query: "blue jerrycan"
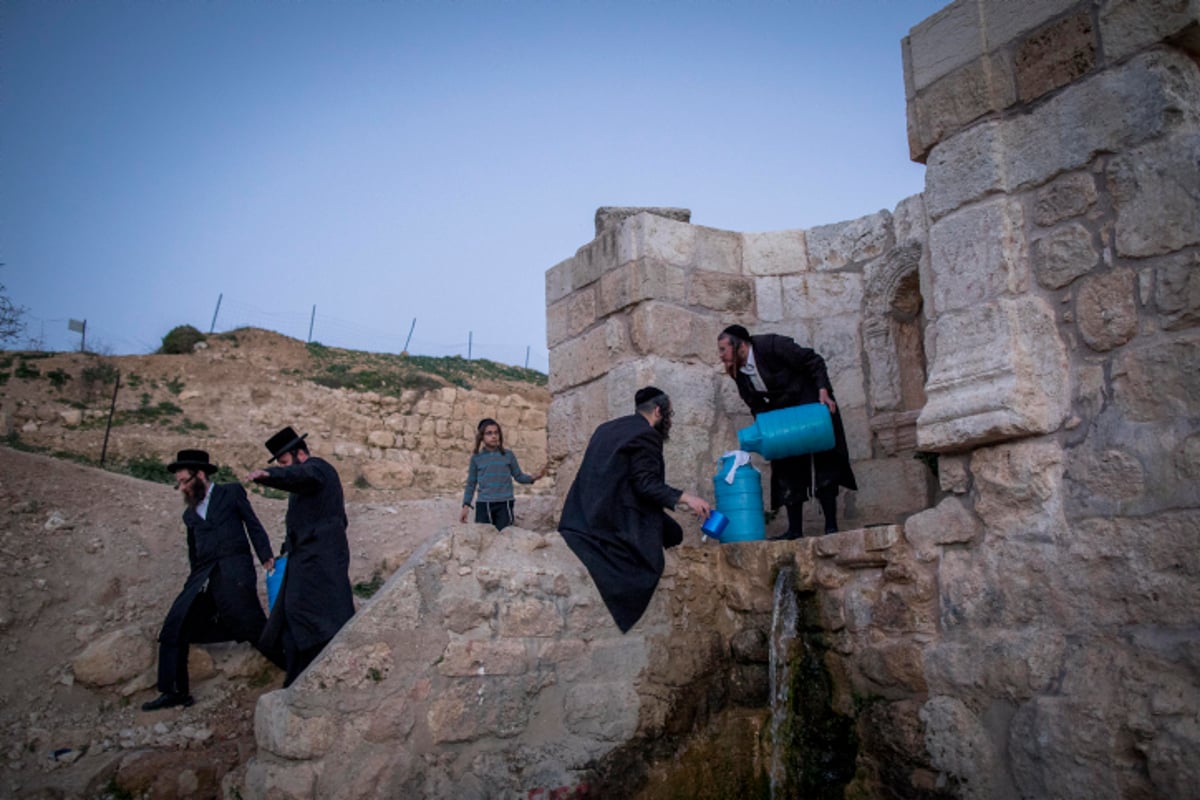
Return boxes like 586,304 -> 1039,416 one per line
712,453 -> 765,542
737,403 -> 835,461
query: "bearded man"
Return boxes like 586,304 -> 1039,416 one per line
717,325 -> 858,538
142,450 -> 279,711
249,426 -> 355,687
559,386 -> 711,633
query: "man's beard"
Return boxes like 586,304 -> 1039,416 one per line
724,347 -> 746,379
654,415 -> 672,441
180,475 -> 206,508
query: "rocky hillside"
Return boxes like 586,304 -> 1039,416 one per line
0,331 -> 556,799
0,328 -> 552,500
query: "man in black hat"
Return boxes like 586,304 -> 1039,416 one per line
717,325 -> 858,538
559,387 -> 711,633
143,449 -> 280,711
248,427 -> 355,687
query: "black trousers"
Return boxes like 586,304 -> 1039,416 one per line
474,500 -> 514,531
157,591 -> 282,694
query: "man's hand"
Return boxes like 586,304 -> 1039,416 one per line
247,469 -> 269,482
678,492 -> 712,520
460,506 -> 470,523
818,388 -> 837,415
264,557 -> 275,573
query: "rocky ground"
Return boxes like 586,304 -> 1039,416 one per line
0,331 -> 555,799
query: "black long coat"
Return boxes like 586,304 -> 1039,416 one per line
158,483 -> 274,646
732,333 -> 858,507
256,456 -> 355,652
559,414 -> 684,633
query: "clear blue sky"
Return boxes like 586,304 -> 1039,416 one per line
2,0 -> 946,372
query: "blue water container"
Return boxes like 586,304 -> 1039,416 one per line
713,455 -> 765,542
266,554 -> 288,612
737,403 -> 835,461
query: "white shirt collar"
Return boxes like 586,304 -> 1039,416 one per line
195,481 -> 215,520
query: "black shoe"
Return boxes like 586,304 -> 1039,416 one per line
770,530 -> 803,541
824,525 -> 838,534
141,692 -> 194,711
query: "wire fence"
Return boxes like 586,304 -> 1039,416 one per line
14,297 -> 550,374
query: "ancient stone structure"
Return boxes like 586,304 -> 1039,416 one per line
247,1 -> 1198,797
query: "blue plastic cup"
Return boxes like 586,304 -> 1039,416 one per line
701,509 -> 730,539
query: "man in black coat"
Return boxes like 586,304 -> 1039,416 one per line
559,387 -> 711,633
249,427 -> 355,687
142,449 -> 279,711
718,325 -> 858,538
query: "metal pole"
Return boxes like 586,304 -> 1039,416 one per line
525,346 -> 530,369
403,318 -> 416,353
308,305 -> 316,343
80,320 -> 86,353
468,331 -> 472,359
209,293 -> 223,333
100,370 -> 120,466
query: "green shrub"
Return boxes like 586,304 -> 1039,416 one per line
159,325 -> 206,354
14,360 -> 39,379
47,368 -> 72,389
165,376 -> 185,394
122,454 -> 174,484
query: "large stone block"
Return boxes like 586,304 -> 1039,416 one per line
629,302 -> 724,361
546,288 -> 597,349
1111,332 -> 1200,422
597,259 -> 687,317
918,297 -> 1069,451
1108,132 -> 1200,258
925,50 -> 1200,219
780,273 -> 864,319
919,695 -> 1001,800
903,495 -> 982,562
686,270 -> 754,313
1031,221 -> 1100,289
547,317 -> 629,394
743,229 -> 807,276
1076,268 -> 1138,351
255,691 -> 334,760
1015,11 -> 1097,104
926,197 -> 1028,315
971,439 -> 1067,542
905,49 -> 1016,161
805,211 -> 894,271
1099,0 -> 1200,62
848,457 -> 935,527
755,275 -> 784,321
1156,250 -> 1200,331
1033,171 -> 1098,226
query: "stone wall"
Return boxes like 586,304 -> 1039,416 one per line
243,526 -> 943,798
546,199 -> 937,535
244,0 -> 1200,797
899,0 -> 1200,796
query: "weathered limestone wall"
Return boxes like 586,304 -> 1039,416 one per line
245,1 -> 1199,798
900,0 -> 1200,796
243,526 -> 942,798
546,201 -> 937,534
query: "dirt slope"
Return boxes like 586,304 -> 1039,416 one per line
0,332 -> 556,799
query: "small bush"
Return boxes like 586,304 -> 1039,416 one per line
159,325 -> 206,354
47,368 -> 72,389
14,360 -> 39,379
165,376 -> 185,395
123,454 -> 173,484
352,571 -> 385,599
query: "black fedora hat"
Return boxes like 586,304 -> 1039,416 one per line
167,449 -> 218,474
265,426 -> 309,462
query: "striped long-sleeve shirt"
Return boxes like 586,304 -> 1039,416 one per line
462,449 -> 534,506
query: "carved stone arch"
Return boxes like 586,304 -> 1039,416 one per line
863,241 -> 927,456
